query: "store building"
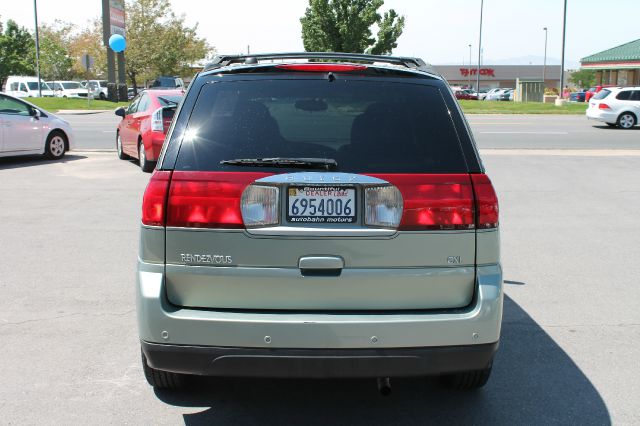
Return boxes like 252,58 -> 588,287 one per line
433,65 -> 562,90
580,39 -> 640,86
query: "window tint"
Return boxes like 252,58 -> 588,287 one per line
175,80 -> 468,173
137,94 -> 150,112
19,83 -> 28,92
62,82 -> 81,89
10,82 -> 18,91
616,90 -> 632,100
0,95 -> 31,116
593,89 -> 611,100
630,91 -> 640,101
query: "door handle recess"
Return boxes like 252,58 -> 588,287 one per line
298,256 -> 344,277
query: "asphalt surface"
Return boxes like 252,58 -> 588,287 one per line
1,118 -> 640,424
63,111 -> 640,151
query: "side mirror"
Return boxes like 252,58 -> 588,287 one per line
115,107 -> 126,118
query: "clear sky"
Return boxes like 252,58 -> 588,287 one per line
2,0 -> 639,67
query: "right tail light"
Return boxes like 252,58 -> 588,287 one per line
471,174 -> 499,229
151,107 -> 164,132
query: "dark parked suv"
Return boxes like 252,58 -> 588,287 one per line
138,53 -> 502,393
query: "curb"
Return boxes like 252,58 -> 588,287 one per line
71,149 -> 116,154
56,110 -> 113,115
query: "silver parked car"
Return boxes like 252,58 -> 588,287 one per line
0,93 -> 74,159
137,52 -> 502,393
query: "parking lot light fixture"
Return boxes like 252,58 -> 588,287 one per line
469,44 -> 472,89
476,0 -> 484,92
543,27 -> 548,87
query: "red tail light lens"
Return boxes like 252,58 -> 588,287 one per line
599,103 -> 610,110
369,174 -> 475,230
275,64 -> 367,72
166,172 -> 272,228
141,171 -> 171,226
471,174 -> 499,229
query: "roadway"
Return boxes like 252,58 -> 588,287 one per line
64,111 -> 640,151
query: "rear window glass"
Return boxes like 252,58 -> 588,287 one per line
593,89 -> 611,100
157,95 -> 182,106
174,79 -> 467,173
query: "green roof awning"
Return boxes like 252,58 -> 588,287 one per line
581,39 -> 640,64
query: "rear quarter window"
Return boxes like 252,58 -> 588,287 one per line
174,79 -> 469,173
616,91 -> 632,100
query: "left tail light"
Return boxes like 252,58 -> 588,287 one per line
151,107 -> 164,132
165,172 -> 272,228
141,171 -> 171,226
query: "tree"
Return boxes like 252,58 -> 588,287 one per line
124,0 -> 212,90
39,21 -> 75,81
569,69 -> 596,89
0,19 -> 36,89
67,18 -> 107,79
300,0 -> 405,55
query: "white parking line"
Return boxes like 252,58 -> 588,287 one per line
480,131 -> 569,135
480,149 -> 640,156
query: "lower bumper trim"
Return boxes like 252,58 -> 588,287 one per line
141,341 -> 498,378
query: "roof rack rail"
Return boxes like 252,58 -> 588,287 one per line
203,52 -> 434,73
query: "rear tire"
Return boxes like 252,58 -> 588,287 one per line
617,113 -> 636,129
440,364 -> 493,390
116,133 -> 128,160
139,142 -> 155,173
141,350 -> 185,390
44,131 -> 67,160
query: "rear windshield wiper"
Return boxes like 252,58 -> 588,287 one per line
220,157 -> 338,170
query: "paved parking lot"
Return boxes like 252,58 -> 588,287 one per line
1,116 -> 639,424
65,111 -> 640,151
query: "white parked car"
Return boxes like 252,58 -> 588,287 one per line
485,88 -> 510,101
0,93 -> 74,159
80,80 -> 108,100
47,81 -> 86,98
3,76 -> 54,98
586,86 -> 640,129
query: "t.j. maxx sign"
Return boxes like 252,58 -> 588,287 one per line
460,68 -> 496,77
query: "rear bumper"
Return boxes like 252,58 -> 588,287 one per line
142,340 -> 498,378
586,108 -> 617,123
137,261 -> 503,351
143,131 -> 166,161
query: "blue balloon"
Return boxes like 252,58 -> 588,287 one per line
109,34 -> 126,52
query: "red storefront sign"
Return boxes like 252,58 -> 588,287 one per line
460,68 -> 495,77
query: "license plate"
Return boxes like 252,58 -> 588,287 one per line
287,186 -> 356,224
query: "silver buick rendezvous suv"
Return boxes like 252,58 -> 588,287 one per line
137,53 -> 502,392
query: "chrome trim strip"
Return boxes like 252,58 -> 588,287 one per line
244,226 -> 397,237
255,172 -> 389,185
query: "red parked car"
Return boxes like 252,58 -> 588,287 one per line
115,89 -> 183,172
454,89 -> 479,100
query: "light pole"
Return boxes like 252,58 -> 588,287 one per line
33,0 -> 41,97
476,0 -> 484,92
543,27 -> 548,88
559,0 -> 567,99
468,44 -> 472,89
